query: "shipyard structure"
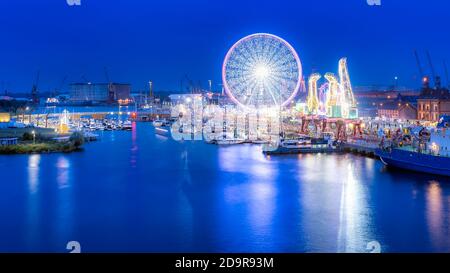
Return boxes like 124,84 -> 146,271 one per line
69,83 -> 131,105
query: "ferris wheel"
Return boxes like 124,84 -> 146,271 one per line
222,33 -> 302,110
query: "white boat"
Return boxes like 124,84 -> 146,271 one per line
153,120 -> 164,127
153,119 -> 170,128
280,137 -> 312,148
252,140 -> 270,144
122,120 -> 133,130
216,139 -> 245,145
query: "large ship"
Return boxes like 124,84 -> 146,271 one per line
375,116 -> 450,176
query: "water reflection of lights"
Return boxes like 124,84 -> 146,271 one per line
223,180 -> 276,240
26,154 -> 41,247
130,122 -> 138,168
219,145 -> 275,178
248,182 -> 276,236
426,181 -> 444,250
56,156 -> 70,189
220,145 -> 277,240
27,155 -> 41,194
337,163 -> 372,253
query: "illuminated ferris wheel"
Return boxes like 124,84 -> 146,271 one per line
222,33 -> 302,109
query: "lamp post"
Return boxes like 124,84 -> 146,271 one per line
32,130 -> 36,144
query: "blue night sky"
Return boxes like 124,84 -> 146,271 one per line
0,0 -> 449,93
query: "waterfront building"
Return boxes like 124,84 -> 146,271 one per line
0,112 -> 10,123
417,77 -> 450,121
377,94 -> 417,120
0,137 -> 18,146
377,101 -> 417,120
354,88 -> 419,118
70,83 -> 131,103
168,94 -> 203,105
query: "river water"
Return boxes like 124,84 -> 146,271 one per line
1,123 -> 449,253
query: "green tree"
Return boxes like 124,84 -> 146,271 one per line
69,132 -> 84,148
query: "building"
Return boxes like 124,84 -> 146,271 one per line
377,101 -> 417,120
168,94 -> 203,105
354,87 -> 419,118
0,138 -> 18,146
0,112 -> 11,123
417,77 -> 450,122
70,83 -> 131,103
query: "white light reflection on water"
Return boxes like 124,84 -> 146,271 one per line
337,161 -> 372,253
218,144 -> 272,177
296,154 -> 374,252
26,154 -> 41,249
220,144 -> 277,246
27,154 -> 41,194
247,182 -> 276,237
425,181 -> 446,250
130,122 -> 138,168
56,155 -> 74,246
56,156 -> 70,189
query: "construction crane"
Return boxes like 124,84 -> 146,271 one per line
414,50 -> 425,79
148,81 -> 153,100
426,51 -> 438,87
184,74 -> 195,94
444,60 -> 449,89
104,66 -> 114,101
81,74 -> 89,83
31,70 -> 40,104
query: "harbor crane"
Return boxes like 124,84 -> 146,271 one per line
31,70 -> 40,104
414,50 -> 425,79
426,51 -> 441,88
81,74 -> 89,83
444,60 -> 449,89
104,66 -> 114,101
184,74 -> 195,94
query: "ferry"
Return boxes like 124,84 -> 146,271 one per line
375,116 -> 450,176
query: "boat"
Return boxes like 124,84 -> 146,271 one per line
252,139 -> 270,144
153,119 -> 170,127
155,126 -> 170,137
263,136 -> 339,155
375,115 -> 450,176
122,120 -> 133,131
215,139 -> 245,145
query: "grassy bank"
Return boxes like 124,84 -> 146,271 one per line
0,127 -> 60,139
0,130 -> 84,155
0,142 -> 82,154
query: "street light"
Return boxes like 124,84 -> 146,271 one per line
31,130 -> 36,144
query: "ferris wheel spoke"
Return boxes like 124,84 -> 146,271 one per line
223,33 -> 302,109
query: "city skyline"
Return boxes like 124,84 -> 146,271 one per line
0,0 -> 449,93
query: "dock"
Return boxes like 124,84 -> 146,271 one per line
343,139 -> 379,157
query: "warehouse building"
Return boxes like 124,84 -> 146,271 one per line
70,83 -> 131,103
